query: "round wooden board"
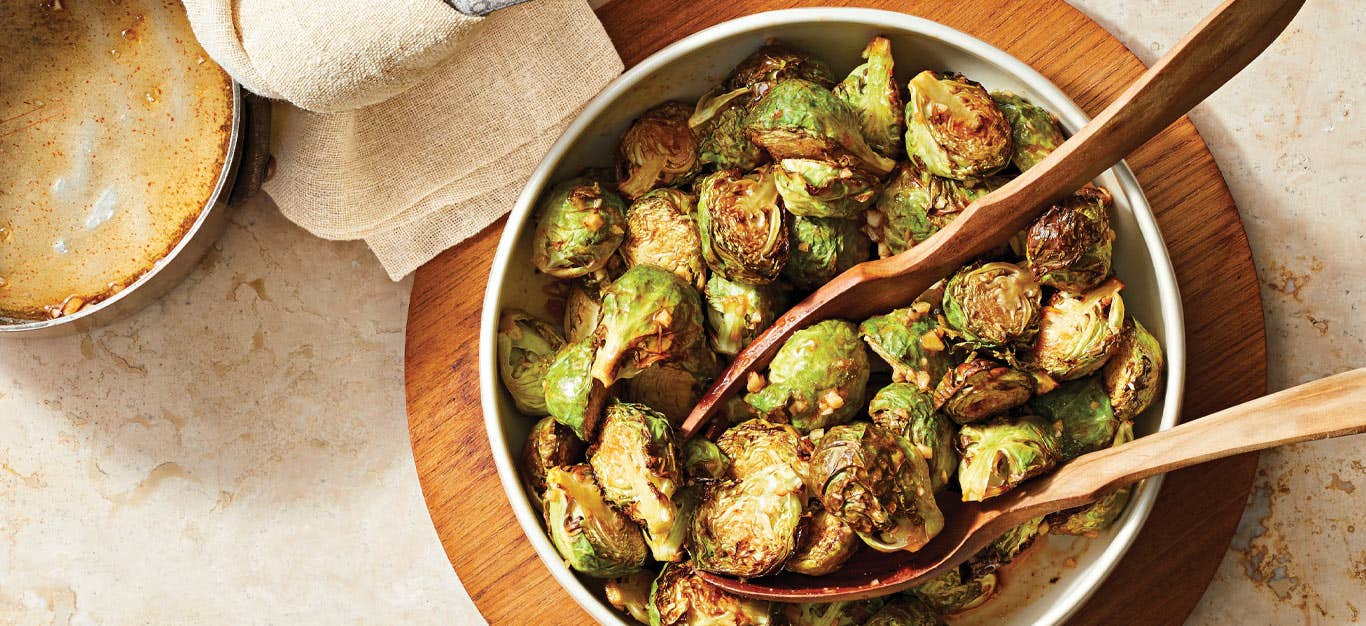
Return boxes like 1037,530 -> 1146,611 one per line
405,0 -> 1268,623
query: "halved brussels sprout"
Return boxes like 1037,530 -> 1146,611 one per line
625,361 -> 709,427
1025,185 -> 1115,293
783,215 -> 871,291
617,102 -> 700,201
726,43 -> 836,99
786,506 -> 859,576
1103,318 -> 1165,421
564,280 -> 604,344
808,422 -> 944,552
1047,422 -> 1134,535
522,416 -> 585,497
649,561 -> 773,626
590,402 -> 684,561
903,71 -> 1013,181
531,177 -> 628,278
703,273 -> 783,356
991,91 -> 1066,171
497,310 -> 566,414
869,383 -> 957,490
715,419 -> 808,482
773,159 -> 880,219
834,36 -> 904,158
1031,377 -> 1120,461
606,570 -> 655,625
970,517 -> 1045,577
913,565 -> 998,614
957,414 -> 1060,501
691,87 -> 769,171
592,265 -> 705,385
681,438 -> 729,483
865,160 -> 999,258
933,358 -> 1035,424
696,168 -> 790,284
621,188 -> 706,290
544,339 -> 610,440
1031,278 -> 1125,381
745,79 -> 897,176
542,464 -> 647,577
745,319 -> 871,432
866,596 -> 944,626
859,303 -> 954,391
943,261 -> 1043,349
780,599 -> 886,626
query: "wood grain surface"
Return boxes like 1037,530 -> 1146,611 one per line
405,1 -> 1268,623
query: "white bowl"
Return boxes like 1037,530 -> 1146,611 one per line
480,8 -> 1185,625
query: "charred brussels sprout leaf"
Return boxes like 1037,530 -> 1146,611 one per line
543,464 -> 647,577
774,158 -> 880,219
970,517 -> 1045,577
544,339 -> 610,440
745,320 -> 871,432
866,596 -> 944,626
745,79 -> 897,176
783,215 -> 871,291
696,168 -> 790,284
726,43 -> 836,100
590,402 -> 684,561
703,273 -> 783,356
1103,318 -> 1165,421
1031,278 -> 1126,381
866,160 -> 999,258
617,102 -> 700,201
859,304 -> 954,391
497,310 -> 566,414
869,383 -> 957,490
681,438 -> 729,483
622,188 -> 707,290
834,36 -> 905,159
991,91 -> 1066,171
691,87 -> 769,171
522,416 -> 585,498
606,570 -> 655,625
943,261 -> 1043,349
1025,186 -> 1116,293
957,414 -> 1060,501
1047,422 -> 1134,535
532,177 -> 628,278
592,265 -> 706,385
808,422 -> 944,552
649,561 -> 773,626
1031,377 -> 1120,461
904,71 -> 1013,181
933,358 -> 1035,424
786,507 -> 859,576
913,565 -> 998,614
780,599 -> 887,626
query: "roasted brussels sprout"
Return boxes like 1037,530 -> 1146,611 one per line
715,419 -> 808,483
903,71 -> 1013,181
971,517 -> 1045,577
592,265 -> 706,385
933,358 -> 1035,424
913,565 -> 998,614
532,177 -> 628,278
834,36 -> 904,159
745,79 -> 897,176
773,159 -> 880,219
564,280 -> 605,344
621,188 -> 707,290
745,320 -> 871,432
543,464 -> 647,577
866,596 -> 944,626
786,507 -> 859,576
868,383 -> 957,490
691,87 -> 769,171
780,599 -> 886,626
1047,421 -> 1133,535
522,416 -> 586,497
783,215 -> 871,291
626,361 -> 708,427
1031,377 -> 1121,461
545,339 -> 610,439
1103,318 -> 1165,421
991,91 -> 1066,171
865,159 -> 999,258
1031,278 -> 1125,381
1024,185 -> 1115,293
591,402 -> 684,561
617,102 -> 700,201
606,570 -> 655,625
497,310 -> 566,414
726,43 -> 836,99
696,168 -> 790,284
943,261 -> 1042,350
703,273 -> 783,356
681,438 -> 729,482
859,303 -> 953,391
649,561 -> 773,626
957,414 -> 1060,501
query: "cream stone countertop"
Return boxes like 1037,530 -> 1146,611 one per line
1,1 -> 1360,624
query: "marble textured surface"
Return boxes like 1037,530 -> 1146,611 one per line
1,1 -> 1359,624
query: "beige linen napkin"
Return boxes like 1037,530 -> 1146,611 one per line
182,0 -> 623,279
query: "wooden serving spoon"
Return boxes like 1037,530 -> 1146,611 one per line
699,367 -> 1366,601
678,0 -> 1307,440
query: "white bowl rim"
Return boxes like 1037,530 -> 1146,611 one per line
478,8 -> 1186,625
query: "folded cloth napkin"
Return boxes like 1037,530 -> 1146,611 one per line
181,0 -> 623,279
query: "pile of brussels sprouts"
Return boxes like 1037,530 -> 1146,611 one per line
499,37 -> 1166,625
